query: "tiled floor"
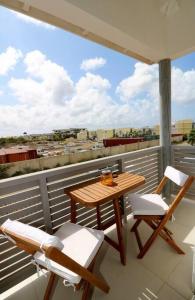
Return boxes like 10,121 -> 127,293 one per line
1,199 -> 195,300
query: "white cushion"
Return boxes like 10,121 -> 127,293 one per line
1,219 -> 63,250
34,222 -> 104,284
164,166 -> 189,186
129,193 -> 169,215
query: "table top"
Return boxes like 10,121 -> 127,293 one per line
65,172 -> 145,207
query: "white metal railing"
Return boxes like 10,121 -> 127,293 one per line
0,146 -> 162,292
172,145 -> 195,198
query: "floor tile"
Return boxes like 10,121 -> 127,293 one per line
157,284 -> 186,300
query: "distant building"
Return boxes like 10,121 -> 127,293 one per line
153,125 -> 160,135
153,123 -> 180,136
53,128 -> 86,139
77,130 -> 88,141
175,119 -> 193,135
88,130 -> 97,140
0,146 -> 37,164
96,129 -> 114,141
114,128 -> 132,137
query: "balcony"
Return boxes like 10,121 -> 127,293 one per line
1,145 -> 195,300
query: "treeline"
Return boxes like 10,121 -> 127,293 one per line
0,136 -> 28,146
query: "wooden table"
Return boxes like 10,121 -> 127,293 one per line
65,172 -> 145,265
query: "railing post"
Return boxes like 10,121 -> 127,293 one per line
39,176 -> 53,234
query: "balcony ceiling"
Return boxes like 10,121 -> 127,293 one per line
1,0 -> 195,64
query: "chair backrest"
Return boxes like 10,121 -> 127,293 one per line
164,166 -> 193,212
0,219 -> 63,254
168,174 -> 194,215
0,219 -> 109,293
164,166 -> 189,186
154,166 -> 194,219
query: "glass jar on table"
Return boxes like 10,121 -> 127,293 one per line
100,169 -> 113,186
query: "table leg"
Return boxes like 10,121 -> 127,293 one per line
113,198 -> 126,265
122,196 -> 128,224
70,198 -> 77,223
96,205 -> 102,229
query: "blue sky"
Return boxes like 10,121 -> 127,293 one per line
0,5 -> 195,136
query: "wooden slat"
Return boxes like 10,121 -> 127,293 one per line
67,173 -> 145,207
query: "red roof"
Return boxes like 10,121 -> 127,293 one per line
0,146 -> 35,156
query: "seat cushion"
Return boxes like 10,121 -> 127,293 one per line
129,193 -> 169,215
34,222 -> 104,284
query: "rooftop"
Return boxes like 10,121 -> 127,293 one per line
0,146 -> 35,155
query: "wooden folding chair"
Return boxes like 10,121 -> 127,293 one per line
0,220 -> 110,300
129,166 -> 194,259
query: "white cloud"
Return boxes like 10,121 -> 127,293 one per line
13,12 -> 55,30
172,67 -> 195,104
80,57 -> 106,71
117,62 -> 195,105
0,47 -> 22,75
9,50 -> 74,106
76,72 -> 111,94
116,62 -> 159,101
0,90 -> 3,96
2,67 -> 158,136
1,53 -> 195,136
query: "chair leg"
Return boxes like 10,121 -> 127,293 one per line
131,219 -> 142,232
134,227 -> 143,251
82,281 -> 91,300
145,220 -> 185,255
44,272 -> 56,300
136,218 -> 169,259
81,255 -> 97,300
136,219 -> 185,259
137,230 -> 159,259
160,231 -> 185,254
113,198 -> 126,265
162,225 -> 173,236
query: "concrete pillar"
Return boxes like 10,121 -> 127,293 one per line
159,59 -> 172,199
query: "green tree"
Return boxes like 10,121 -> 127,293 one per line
131,131 -> 139,137
53,132 -> 64,141
188,129 -> 195,146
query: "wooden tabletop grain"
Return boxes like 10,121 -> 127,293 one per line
65,172 -> 145,207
